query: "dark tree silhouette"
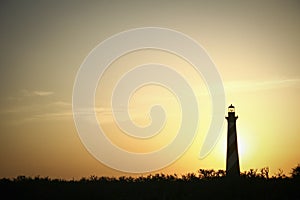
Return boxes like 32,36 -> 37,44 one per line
0,166 -> 299,200
291,164 -> 300,178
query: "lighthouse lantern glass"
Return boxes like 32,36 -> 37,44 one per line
228,107 -> 235,113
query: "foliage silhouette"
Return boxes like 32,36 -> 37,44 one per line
291,164 -> 300,179
0,165 -> 299,199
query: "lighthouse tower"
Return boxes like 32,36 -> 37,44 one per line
226,104 -> 240,177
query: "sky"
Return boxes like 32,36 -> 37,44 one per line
0,0 -> 299,179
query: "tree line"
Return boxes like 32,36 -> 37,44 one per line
0,165 -> 299,199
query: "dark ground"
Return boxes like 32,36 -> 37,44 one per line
1,172 -> 299,200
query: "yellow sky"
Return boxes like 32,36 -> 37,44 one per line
0,0 -> 299,179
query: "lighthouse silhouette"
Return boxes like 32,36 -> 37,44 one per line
226,104 -> 240,177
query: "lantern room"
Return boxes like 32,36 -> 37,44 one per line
228,104 -> 235,113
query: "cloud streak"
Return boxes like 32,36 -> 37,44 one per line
21,89 -> 54,97
224,78 -> 300,93
0,99 -> 72,125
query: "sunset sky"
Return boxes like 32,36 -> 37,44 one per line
0,0 -> 299,179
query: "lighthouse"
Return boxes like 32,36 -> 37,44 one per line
226,104 -> 240,177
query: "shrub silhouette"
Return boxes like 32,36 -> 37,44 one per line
291,164 -> 300,177
0,165 -> 299,199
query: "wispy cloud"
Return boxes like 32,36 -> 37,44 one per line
21,89 -> 54,97
0,98 -> 72,125
224,78 -> 300,93
50,101 -> 72,107
1,100 -> 71,114
31,111 -> 73,120
33,91 -> 54,96
6,111 -> 74,125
